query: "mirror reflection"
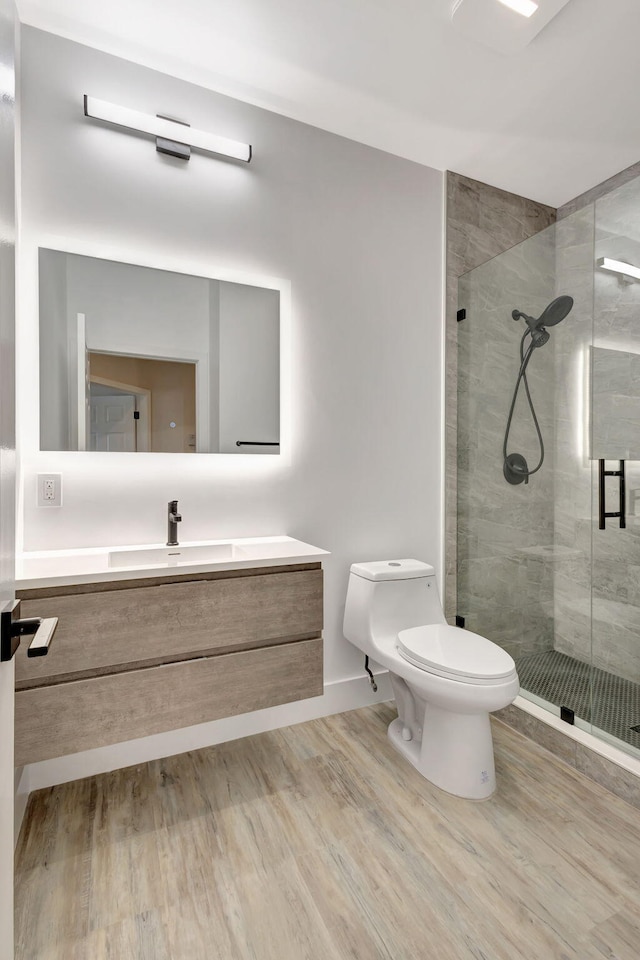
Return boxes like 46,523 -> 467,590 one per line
39,249 -> 281,453
591,345 -> 640,460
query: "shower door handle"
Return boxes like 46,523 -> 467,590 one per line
598,459 -> 626,530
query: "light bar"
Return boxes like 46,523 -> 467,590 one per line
497,0 -> 538,16
83,96 -> 252,163
597,257 -> 640,283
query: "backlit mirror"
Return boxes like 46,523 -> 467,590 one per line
39,249 -> 281,453
591,345 -> 640,460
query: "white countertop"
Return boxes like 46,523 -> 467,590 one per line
17,536 -> 330,590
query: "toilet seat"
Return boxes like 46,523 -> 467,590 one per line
397,624 -> 516,685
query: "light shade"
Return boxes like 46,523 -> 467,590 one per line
597,257 -> 640,282
497,0 -> 538,17
83,96 -> 252,163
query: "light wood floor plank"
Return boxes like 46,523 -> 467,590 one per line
14,703 -> 640,960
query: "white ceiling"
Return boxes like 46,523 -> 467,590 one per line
16,0 -> 640,207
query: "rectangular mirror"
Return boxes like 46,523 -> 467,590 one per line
39,249 -> 281,453
591,345 -> 640,460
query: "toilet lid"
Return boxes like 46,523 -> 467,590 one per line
397,624 -> 515,680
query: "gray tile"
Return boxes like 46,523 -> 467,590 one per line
444,171 -> 555,618
558,158 -> 640,219
494,705 -> 578,766
575,744 -> 640,811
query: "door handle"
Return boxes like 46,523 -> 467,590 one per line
598,459 -> 626,530
0,600 -> 58,662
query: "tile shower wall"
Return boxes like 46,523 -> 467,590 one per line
457,228 -> 557,661
445,173 -> 555,620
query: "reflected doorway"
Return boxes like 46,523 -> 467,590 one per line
89,352 -> 196,453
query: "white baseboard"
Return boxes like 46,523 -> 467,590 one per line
17,672 -> 392,803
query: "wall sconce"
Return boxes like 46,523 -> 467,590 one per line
83,96 -> 252,163
597,257 -> 640,284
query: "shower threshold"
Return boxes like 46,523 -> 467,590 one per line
516,649 -> 640,754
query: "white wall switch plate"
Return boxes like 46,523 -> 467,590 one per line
37,473 -> 62,507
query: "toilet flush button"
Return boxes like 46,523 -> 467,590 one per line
388,562 -> 401,567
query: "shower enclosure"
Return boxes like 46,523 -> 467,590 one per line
457,173 -> 640,758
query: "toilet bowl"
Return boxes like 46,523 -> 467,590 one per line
343,559 -> 519,800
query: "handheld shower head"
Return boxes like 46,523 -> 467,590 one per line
530,327 -> 550,348
538,295 -> 574,327
503,295 -> 574,486
512,295 -> 574,347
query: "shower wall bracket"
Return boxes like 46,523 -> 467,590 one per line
598,459 -> 626,529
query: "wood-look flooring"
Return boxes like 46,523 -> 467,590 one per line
15,703 -> 640,959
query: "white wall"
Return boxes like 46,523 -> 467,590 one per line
18,27 -> 444,699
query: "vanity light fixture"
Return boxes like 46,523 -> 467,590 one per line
597,257 -> 640,283
83,96 -> 252,163
496,0 -> 539,16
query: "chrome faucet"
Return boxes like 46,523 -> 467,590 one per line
167,500 -> 182,546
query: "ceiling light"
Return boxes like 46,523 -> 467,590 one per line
83,96 -> 252,163
451,0 -> 571,54
597,257 -> 640,283
497,0 -> 539,17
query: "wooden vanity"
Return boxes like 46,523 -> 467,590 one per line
14,559 -> 324,766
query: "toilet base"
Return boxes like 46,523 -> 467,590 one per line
387,706 -> 496,801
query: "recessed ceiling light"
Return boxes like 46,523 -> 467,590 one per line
497,0 -> 539,17
452,0 -> 570,54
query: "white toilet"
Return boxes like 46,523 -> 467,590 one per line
343,559 -> 519,800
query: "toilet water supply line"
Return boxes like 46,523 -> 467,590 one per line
364,657 -> 418,743
364,656 -> 377,692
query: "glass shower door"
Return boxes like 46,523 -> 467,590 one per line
457,223 -> 560,670
589,176 -> 640,756
457,205 -> 597,732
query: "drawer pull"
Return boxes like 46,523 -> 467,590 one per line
1,600 -> 58,661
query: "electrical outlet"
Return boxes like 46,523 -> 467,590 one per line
37,474 -> 62,507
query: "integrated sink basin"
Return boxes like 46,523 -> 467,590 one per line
108,542 -> 239,567
17,536 -> 330,590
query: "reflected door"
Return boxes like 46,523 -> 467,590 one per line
72,312 -> 90,450
90,394 -> 136,451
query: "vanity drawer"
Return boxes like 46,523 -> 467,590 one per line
15,565 -> 323,688
15,636 -> 323,765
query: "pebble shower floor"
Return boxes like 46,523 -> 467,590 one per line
517,649 -> 640,752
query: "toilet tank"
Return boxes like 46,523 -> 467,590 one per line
343,559 -> 446,656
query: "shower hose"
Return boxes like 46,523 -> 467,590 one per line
502,330 -> 545,480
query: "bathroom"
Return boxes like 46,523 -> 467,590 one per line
2,1 -> 640,958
